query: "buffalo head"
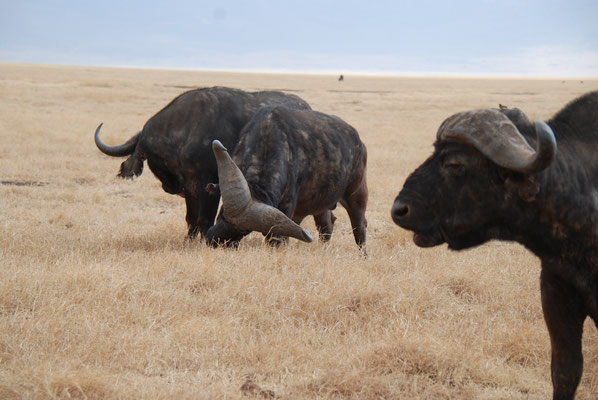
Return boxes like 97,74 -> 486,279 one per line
391,108 -> 557,250
207,140 -> 313,246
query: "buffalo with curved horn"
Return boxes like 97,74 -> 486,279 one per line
391,91 -> 598,399
206,106 -> 368,250
94,87 -> 311,239
211,140 -> 313,243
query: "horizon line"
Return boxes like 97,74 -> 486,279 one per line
3,61 -> 597,80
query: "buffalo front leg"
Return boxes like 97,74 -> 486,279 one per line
540,267 -> 587,400
185,194 -> 202,239
313,210 -> 336,242
184,189 -> 220,240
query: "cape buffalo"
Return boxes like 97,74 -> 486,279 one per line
94,87 -> 311,239
205,106 -> 368,250
391,91 -> 598,399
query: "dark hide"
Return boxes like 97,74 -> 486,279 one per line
391,91 -> 598,400
206,106 -> 368,248
95,87 -> 311,239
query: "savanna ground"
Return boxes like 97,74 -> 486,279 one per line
1,63 -> 597,399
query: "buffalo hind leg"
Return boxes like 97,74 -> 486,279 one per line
313,210 -> 336,242
341,180 -> 368,251
540,267 -> 586,400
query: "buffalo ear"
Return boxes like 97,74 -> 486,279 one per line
506,176 -> 540,202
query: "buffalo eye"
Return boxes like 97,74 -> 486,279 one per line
437,145 -> 473,175
440,158 -> 466,174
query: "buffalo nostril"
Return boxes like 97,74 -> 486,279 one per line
395,205 -> 409,217
391,201 -> 410,223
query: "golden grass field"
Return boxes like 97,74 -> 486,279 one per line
1,63 -> 597,399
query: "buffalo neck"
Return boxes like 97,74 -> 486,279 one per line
513,137 -> 598,262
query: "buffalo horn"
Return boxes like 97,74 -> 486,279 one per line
438,109 -> 556,174
211,140 -> 313,243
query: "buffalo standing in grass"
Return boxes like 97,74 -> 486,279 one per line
94,87 -> 311,239
391,91 -> 598,399
206,106 -> 368,250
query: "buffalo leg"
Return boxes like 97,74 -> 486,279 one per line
185,189 -> 220,239
341,181 -> 368,248
540,267 -> 586,400
313,210 -> 336,242
185,194 -> 202,239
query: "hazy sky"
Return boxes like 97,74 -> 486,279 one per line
1,0 -> 597,77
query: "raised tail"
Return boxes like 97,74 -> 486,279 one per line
94,123 -> 141,157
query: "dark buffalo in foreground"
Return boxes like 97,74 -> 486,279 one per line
206,106 -> 368,250
94,87 -> 311,239
391,91 -> 598,399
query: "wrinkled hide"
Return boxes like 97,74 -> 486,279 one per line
94,87 -> 310,239
207,106 -> 368,249
391,91 -> 598,400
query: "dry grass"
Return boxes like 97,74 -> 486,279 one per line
1,63 -> 597,399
